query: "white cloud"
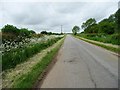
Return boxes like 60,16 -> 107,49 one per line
0,1 -> 119,33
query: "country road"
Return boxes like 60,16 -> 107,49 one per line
39,35 -> 118,88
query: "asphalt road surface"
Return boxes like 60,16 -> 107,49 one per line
40,35 -> 118,88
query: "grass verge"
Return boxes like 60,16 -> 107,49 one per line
12,38 -> 64,88
75,36 -> 120,54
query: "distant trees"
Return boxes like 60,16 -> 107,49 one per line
72,26 -> 80,35
40,31 -> 62,35
81,9 -> 120,34
41,31 -> 48,34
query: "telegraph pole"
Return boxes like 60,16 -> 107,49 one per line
61,25 -> 63,34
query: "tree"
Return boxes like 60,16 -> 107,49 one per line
98,20 -> 115,34
41,31 -> 48,34
81,18 -> 96,30
84,24 -> 99,33
72,26 -> 80,35
108,14 -> 116,23
29,30 -> 36,34
1,24 -> 19,35
115,9 -> 120,33
20,28 -> 30,37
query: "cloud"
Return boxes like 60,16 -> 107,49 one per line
0,1 -> 119,33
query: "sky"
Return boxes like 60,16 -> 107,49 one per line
0,0 -> 119,33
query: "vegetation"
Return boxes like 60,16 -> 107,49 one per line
73,9 -> 120,47
81,18 -> 96,33
76,36 -> 120,53
1,24 -> 64,71
2,24 -> 36,43
2,37 -> 63,71
12,38 -> 64,88
77,33 -> 120,45
41,31 -> 63,35
72,26 -> 80,35
1,24 -> 64,88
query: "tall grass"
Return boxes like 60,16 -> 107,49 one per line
2,37 -> 63,71
77,33 -> 120,45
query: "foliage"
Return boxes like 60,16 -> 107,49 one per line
1,24 -> 36,42
41,31 -> 63,35
41,31 -> 48,34
98,20 -> 115,34
84,24 -> 99,33
2,37 -> 63,71
81,9 -> 120,34
1,24 -> 20,36
81,18 -> 96,30
115,9 -> 120,33
77,33 -> 120,45
12,38 -> 64,88
76,36 -> 120,53
72,26 -> 80,35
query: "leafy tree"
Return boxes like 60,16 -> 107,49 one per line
72,26 -> 80,35
81,18 -> 96,30
115,9 -> 120,33
20,28 -> 30,37
108,14 -> 116,23
29,30 -> 36,34
41,31 -> 48,34
84,24 -> 99,33
98,19 -> 115,34
47,32 -> 52,35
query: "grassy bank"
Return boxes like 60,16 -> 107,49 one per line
2,37 -> 63,71
75,35 -> 120,54
11,38 -> 64,88
77,34 -> 120,45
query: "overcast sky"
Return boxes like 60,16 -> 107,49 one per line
0,0 -> 119,33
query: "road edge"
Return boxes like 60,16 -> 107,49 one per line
74,35 -> 120,57
33,37 -> 66,88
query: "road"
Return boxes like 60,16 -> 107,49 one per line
40,35 -> 118,88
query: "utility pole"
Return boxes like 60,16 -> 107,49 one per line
61,25 -> 63,34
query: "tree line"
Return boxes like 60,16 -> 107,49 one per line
1,24 -> 63,42
72,9 -> 120,35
